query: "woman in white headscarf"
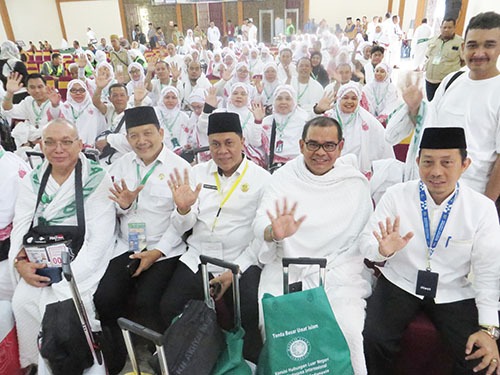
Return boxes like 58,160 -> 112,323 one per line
259,62 -> 282,110
184,29 -> 195,50
88,61 -> 117,101
48,79 -> 106,147
126,62 -> 146,96
0,41 -> 28,103
325,82 -> 394,179
261,85 -> 309,170
248,47 -> 263,77
186,88 -> 211,162
362,62 -> 401,127
154,86 -> 192,153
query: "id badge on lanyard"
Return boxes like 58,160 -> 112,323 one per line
415,181 -> 458,298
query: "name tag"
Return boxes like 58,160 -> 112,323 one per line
415,269 -> 439,298
128,222 -> 147,253
203,184 -> 218,190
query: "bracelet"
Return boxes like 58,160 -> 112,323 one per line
254,119 -> 263,124
3,96 -> 12,102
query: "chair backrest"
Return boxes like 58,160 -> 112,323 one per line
57,76 -> 72,101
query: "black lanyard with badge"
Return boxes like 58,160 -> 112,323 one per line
416,181 -> 459,299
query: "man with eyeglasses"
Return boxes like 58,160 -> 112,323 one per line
254,116 -> 373,374
9,118 -> 116,374
160,112 -> 271,363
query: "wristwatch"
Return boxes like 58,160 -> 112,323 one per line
480,325 -> 500,340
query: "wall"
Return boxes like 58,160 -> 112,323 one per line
309,0 -> 388,31
60,0 -> 122,45
0,19 -> 6,42
6,0 -> 62,47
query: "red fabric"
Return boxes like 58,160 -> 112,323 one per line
0,327 -> 21,375
395,312 -> 453,375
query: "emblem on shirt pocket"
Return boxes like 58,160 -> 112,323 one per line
241,183 -> 249,192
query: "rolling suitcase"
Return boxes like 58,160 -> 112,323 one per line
118,256 -> 249,375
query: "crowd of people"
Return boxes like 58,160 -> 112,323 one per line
0,8 -> 499,375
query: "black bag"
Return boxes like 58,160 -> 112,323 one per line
39,299 -> 94,375
158,299 -> 225,375
0,115 -> 16,151
97,115 -> 126,164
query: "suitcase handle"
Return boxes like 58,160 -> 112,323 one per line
282,257 -> 327,294
117,317 -> 163,346
200,255 -> 242,329
282,257 -> 327,268
117,317 -> 169,375
200,255 -> 240,274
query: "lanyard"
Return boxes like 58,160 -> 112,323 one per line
160,111 -> 181,137
335,106 -> 356,128
240,112 -> 252,130
0,148 -> 4,159
133,160 -> 161,207
70,103 -> 90,122
419,180 -> 459,270
297,81 -> 309,101
32,100 -> 49,127
211,160 -> 249,231
276,114 -> 292,136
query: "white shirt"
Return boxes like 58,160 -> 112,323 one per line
108,146 -> 192,259
173,158 -> 271,273
386,72 -> 500,191
2,97 -> 50,129
291,77 -> 324,115
254,154 -> 373,299
360,180 -> 500,326
207,26 -> 221,44
0,148 -> 30,229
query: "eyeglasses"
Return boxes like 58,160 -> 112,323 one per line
43,138 -> 79,149
304,140 -> 339,152
69,88 -> 86,94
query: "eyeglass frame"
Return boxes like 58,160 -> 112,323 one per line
303,140 -> 341,152
69,88 -> 86,94
42,137 -> 80,149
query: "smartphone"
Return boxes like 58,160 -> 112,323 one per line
127,258 -> 140,276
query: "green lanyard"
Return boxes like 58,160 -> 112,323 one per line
241,112 -> 252,130
276,114 -> 292,137
70,103 -> 90,122
31,100 -> 49,127
211,160 -> 249,231
297,81 -> 309,101
134,160 -> 161,207
0,147 -> 5,159
335,106 -> 356,129
160,111 -> 181,137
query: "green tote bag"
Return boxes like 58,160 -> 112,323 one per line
258,286 -> 354,375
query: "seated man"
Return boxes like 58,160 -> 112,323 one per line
9,118 -> 116,374
39,53 -> 64,79
253,116 -> 373,374
93,107 -> 192,373
0,143 -> 30,301
93,81 -> 132,164
361,127 -> 500,375
160,112 -> 271,363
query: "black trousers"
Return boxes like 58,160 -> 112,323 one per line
363,275 -> 484,375
160,262 -> 263,363
93,252 -> 179,374
425,80 -> 441,102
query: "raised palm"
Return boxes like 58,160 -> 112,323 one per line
168,168 -> 201,213
267,198 -> 306,241
373,216 -> 414,257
